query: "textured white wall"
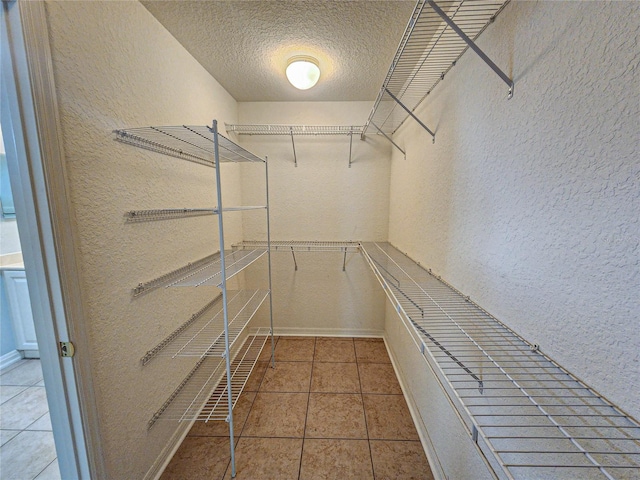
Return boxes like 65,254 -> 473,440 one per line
44,2 -> 240,478
388,1 -> 640,420
238,102 -> 390,335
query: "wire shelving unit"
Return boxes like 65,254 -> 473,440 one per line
235,240 -> 361,272
225,124 -> 366,167
117,122 -> 275,478
363,0 -> 513,150
360,242 -> 640,480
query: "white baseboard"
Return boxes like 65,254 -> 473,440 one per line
0,350 -> 23,370
256,327 -> 384,338
383,336 -> 446,480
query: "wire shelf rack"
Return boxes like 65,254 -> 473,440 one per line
364,0 -> 511,137
114,125 -> 265,167
360,242 -> 640,480
124,206 -> 266,223
149,331 -> 269,427
133,249 -> 267,296
142,290 -> 269,362
234,240 -> 361,252
225,124 -> 365,136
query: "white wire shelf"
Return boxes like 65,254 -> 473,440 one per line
234,240 -> 361,252
225,124 -> 365,136
360,242 -> 640,480
364,0 -> 511,137
124,206 -> 266,223
149,331 -> 269,427
142,290 -> 269,362
114,125 -> 265,167
133,249 -> 266,296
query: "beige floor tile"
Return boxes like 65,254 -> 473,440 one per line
258,338 -> 278,362
359,363 -> 402,394
160,436 -> 230,480
0,387 -> 49,430
370,440 -> 434,480
0,360 -> 28,376
305,393 -> 367,439
274,338 -> 315,362
243,361 -> 269,392
311,362 -> 360,393
299,439 -> 373,480
0,430 -> 57,480
354,339 -> 390,363
189,392 -> 256,437
243,392 -> 308,438
314,338 -> 356,363
363,395 -> 419,440
0,360 -> 44,386
223,437 -> 302,480
34,459 -> 61,480
260,361 -> 312,392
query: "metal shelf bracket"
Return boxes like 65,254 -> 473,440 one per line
427,0 -> 514,99
385,88 -> 436,143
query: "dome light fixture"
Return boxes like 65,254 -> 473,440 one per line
285,56 -> 320,90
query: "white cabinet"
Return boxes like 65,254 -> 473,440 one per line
2,269 -> 38,357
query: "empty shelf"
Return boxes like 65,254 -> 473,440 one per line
364,0 -> 510,136
114,125 -> 265,167
168,249 -> 267,287
145,290 -> 269,359
361,242 -> 640,480
149,331 -> 269,426
125,206 -> 267,223
133,249 -> 267,296
234,240 -> 361,252
226,124 -> 365,136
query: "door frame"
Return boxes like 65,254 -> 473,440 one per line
1,1 -> 104,477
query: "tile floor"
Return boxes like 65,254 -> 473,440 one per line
0,359 -> 60,480
161,337 -> 434,480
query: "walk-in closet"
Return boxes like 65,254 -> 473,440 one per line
1,0 -> 638,479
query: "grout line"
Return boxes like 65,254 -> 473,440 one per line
297,337 -> 316,480
31,457 -> 57,480
354,337 -> 377,479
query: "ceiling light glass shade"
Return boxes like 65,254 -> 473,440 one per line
286,56 -> 320,90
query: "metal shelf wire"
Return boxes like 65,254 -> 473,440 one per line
225,124 -> 365,136
142,290 -> 269,361
364,0 -> 511,138
114,125 -> 265,167
234,240 -> 361,252
124,206 -> 266,223
360,242 -> 640,480
133,249 -> 267,296
149,331 -> 269,427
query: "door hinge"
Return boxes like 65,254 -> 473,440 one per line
59,341 -> 75,358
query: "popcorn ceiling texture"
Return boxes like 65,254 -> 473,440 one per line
388,0 -> 640,421
44,2 -> 241,478
141,1 -> 415,102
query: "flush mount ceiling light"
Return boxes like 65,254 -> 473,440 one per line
285,56 -> 320,90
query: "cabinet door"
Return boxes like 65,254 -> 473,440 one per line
2,270 -> 38,355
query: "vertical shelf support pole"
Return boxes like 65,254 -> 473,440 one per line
265,157 -> 276,368
348,130 -> 354,168
384,88 -> 436,143
211,120 -> 237,478
427,0 -> 514,98
290,127 -> 297,167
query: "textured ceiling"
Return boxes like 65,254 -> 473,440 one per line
142,1 -> 415,102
